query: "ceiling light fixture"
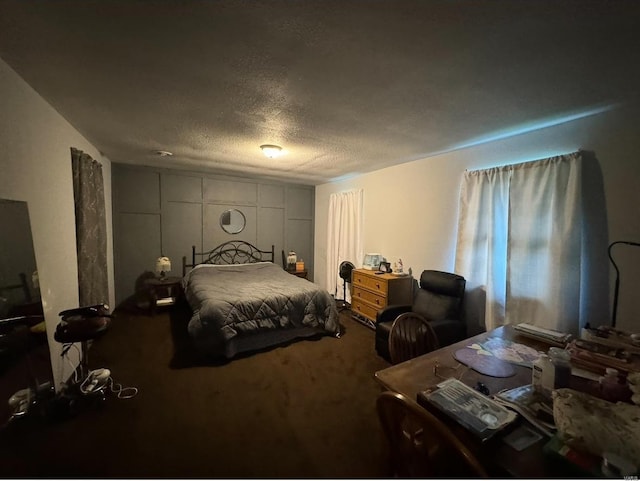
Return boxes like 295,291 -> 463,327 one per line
260,144 -> 284,159
155,150 -> 173,157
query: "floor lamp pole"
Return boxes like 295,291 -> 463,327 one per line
608,240 -> 640,327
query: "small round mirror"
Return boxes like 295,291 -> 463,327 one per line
220,209 -> 246,234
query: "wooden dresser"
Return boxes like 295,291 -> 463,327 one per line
351,268 -> 413,329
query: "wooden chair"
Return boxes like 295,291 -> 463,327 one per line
376,391 -> 488,478
388,312 -> 439,364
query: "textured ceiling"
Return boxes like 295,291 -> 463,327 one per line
1,0 -> 638,185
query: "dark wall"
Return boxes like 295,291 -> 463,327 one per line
112,164 -> 315,305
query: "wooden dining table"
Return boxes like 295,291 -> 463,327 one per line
374,325 -> 598,478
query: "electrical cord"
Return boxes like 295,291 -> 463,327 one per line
60,343 -> 83,388
79,369 -> 106,394
106,377 -> 138,399
60,346 -> 139,400
78,369 -> 138,399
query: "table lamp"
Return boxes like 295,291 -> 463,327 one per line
155,256 -> 171,280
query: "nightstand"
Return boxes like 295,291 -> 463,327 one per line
144,276 -> 182,316
286,269 -> 308,279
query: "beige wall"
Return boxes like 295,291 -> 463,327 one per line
315,103 -> 640,333
0,57 -> 114,388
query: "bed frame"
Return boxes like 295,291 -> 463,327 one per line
182,240 -> 275,275
180,239 -> 339,360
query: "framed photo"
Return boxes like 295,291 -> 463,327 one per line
378,261 -> 392,273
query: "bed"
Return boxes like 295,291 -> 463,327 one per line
181,240 -> 340,359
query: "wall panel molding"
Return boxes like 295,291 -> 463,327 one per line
112,164 -> 315,304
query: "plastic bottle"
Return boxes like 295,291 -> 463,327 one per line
548,347 -> 572,389
599,368 -> 632,403
540,354 -> 557,394
532,354 -> 552,393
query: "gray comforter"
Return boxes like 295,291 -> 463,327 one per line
183,262 -> 340,357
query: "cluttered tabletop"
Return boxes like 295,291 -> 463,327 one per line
374,323 -> 640,478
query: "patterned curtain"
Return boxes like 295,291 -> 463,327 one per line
71,147 -> 109,307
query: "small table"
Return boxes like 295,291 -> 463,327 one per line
144,276 -> 182,316
286,268 -> 308,279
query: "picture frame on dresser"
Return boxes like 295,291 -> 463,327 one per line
378,261 -> 392,273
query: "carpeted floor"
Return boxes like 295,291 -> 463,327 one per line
0,302 -> 392,478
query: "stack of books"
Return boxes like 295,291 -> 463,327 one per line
580,326 -> 640,355
569,325 -> 640,376
514,323 -> 572,347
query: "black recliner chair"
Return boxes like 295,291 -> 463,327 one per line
375,270 -> 467,362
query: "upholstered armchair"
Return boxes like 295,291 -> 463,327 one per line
375,270 -> 467,362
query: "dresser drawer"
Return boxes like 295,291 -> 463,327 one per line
351,298 -> 381,322
352,271 -> 388,295
352,286 -> 386,309
350,269 -> 413,328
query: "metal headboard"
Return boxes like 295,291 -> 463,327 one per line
182,240 -> 275,275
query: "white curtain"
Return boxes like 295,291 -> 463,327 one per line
326,189 -> 364,303
455,151 -> 608,336
455,167 -> 511,334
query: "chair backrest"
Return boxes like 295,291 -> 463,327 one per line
376,391 -> 488,478
388,312 -> 439,364
412,270 -> 466,322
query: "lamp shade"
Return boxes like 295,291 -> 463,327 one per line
155,256 -> 171,275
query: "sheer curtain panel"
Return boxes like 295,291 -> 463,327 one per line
454,168 -> 511,335
326,189 -> 364,303
71,147 -> 109,307
455,151 -> 608,336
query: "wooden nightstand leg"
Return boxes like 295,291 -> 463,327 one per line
149,287 -> 158,316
